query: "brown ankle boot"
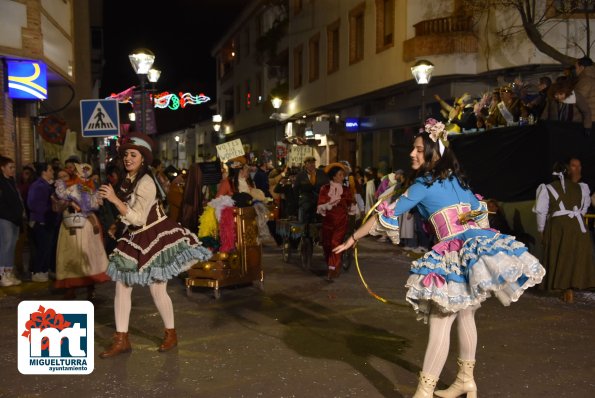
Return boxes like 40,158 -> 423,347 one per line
99,332 -> 131,358
158,328 -> 177,352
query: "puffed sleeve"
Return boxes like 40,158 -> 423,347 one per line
579,182 -> 591,214
370,182 -> 427,244
121,175 -> 156,226
533,183 -> 549,233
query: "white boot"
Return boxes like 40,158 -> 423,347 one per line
434,358 -> 477,398
413,371 -> 438,398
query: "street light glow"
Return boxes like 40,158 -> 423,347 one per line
271,97 -> 283,109
175,135 -> 180,142
147,68 -> 161,83
411,59 -> 434,85
128,48 -> 155,75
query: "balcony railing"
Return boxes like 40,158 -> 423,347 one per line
413,15 -> 473,36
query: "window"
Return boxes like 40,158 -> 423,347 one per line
255,73 -> 262,103
375,0 -> 394,52
349,3 -> 365,64
553,0 -> 595,13
309,33 -> 320,82
327,19 -> 340,74
245,80 -> 251,110
293,44 -> 304,89
292,0 -> 303,16
245,27 -> 251,57
235,84 -> 241,114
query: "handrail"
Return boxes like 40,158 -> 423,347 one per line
413,15 -> 473,36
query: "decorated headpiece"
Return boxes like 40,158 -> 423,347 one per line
424,118 -> 448,155
74,163 -> 93,179
118,131 -> 155,165
226,156 -> 247,169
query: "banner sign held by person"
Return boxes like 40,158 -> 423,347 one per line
288,145 -> 313,166
216,139 -> 244,162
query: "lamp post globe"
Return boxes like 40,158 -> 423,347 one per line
411,59 -> 434,124
129,48 -> 155,135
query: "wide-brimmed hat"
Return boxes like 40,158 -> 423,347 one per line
118,131 -> 155,165
324,162 -> 346,174
303,156 -> 316,164
226,156 -> 247,169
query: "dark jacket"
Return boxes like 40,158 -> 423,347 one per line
294,168 -> 329,216
253,168 -> 271,198
27,177 -> 58,225
0,174 -> 25,226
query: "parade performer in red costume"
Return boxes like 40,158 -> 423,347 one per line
317,163 -> 356,281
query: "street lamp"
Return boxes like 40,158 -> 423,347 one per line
271,97 -> 283,163
174,135 -> 180,168
411,59 -> 434,124
129,48 -> 155,134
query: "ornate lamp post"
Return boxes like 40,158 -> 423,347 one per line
128,48 -> 155,134
411,59 -> 434,124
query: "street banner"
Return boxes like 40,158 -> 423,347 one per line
216,139 -> 244,162
132,91 -> 158,135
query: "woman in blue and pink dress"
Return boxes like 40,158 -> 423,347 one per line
333,119 -> 545,398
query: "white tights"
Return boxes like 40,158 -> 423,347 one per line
421,306 -> 477,378
114,281 -> 175,332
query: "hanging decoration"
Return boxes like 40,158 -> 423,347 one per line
107,88 -> 211,110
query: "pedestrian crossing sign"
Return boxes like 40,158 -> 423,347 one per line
80,99 -> 120,137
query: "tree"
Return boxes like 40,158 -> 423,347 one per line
463,0 -> 595,65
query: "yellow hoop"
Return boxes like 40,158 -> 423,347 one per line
353,198 -> 408,308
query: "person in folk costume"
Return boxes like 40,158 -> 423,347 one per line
486,84 -> 523,128
317,163 -> 357,282
333,118 -> 545,398
216,156 -> 275,244
98,131 -> 211,358
54,162 -> 110,299
533,161 -> 595,304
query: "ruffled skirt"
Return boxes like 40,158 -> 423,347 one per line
406,233 -> 545,322
107,216 -> 212,286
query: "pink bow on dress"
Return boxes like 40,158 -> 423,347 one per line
422,272 -> 446,288
377,201 -> 395,217
431,239 -> 464,255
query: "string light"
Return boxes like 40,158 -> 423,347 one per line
108,88 -> 211,110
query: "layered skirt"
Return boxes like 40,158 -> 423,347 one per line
107,204 -> 212,286
404,230 -> 545,322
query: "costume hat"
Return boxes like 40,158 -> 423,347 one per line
226,156 -> 247,169
324,162 -> 346,174
118,131 -> 155,165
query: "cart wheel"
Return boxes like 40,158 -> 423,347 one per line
299,236 -> 313,271
282,238 -> 292,263
342,248 -> 353,271
213,288 -> 221,300
186,285 -> 193,297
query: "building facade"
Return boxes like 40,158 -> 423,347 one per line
0,0 -> 101,169
215,0 -> 592,170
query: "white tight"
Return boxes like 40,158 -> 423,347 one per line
114,281 -> 175,332
421,306 -> 477,377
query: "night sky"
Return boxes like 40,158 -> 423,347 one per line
100,0 -> 247,132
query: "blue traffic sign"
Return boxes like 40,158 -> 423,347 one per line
80,99 -> 120,137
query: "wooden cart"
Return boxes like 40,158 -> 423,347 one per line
186,206 -> 263,298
